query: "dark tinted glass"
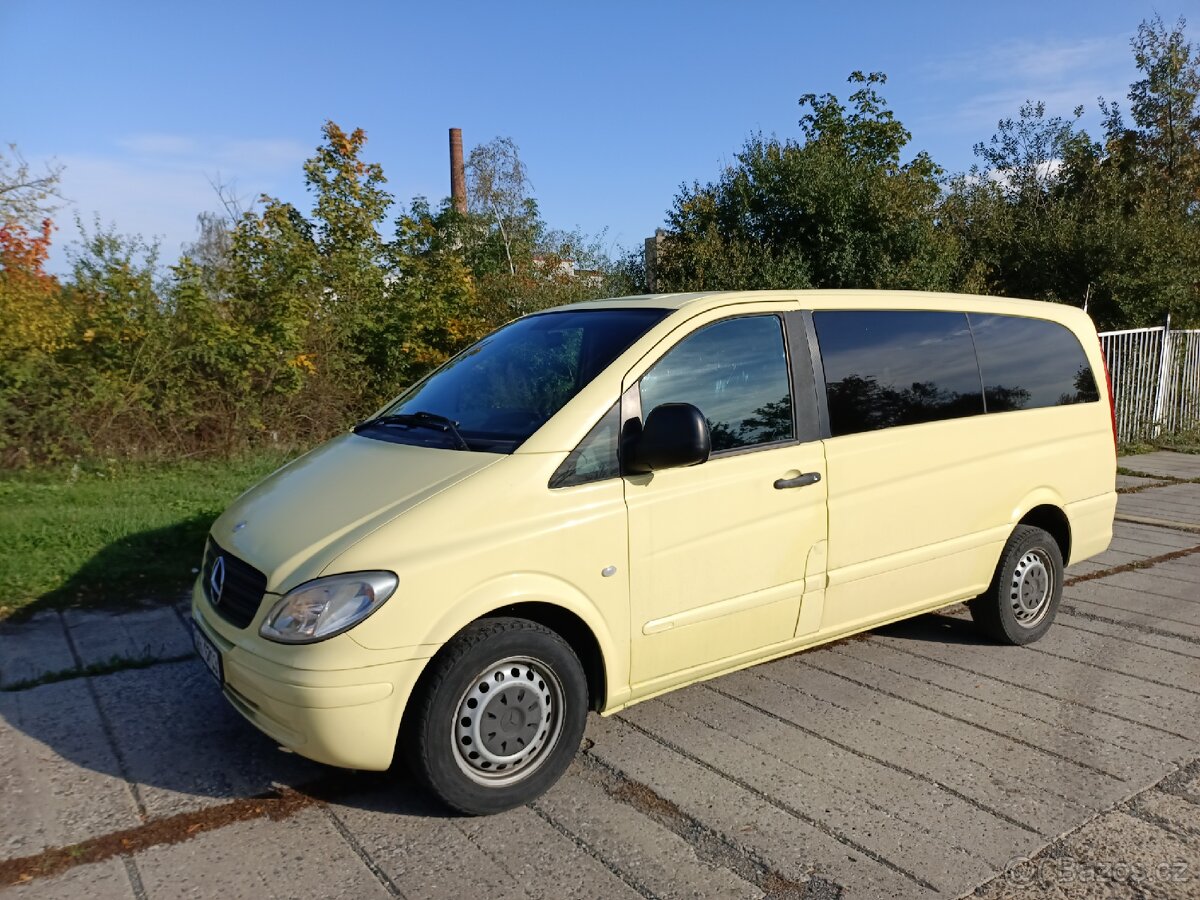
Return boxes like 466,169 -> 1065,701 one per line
968,314 -> 1100,411
639,315 -> 793,452
361,308 -> 668,453
549,402 -> 621,488
814,311 -> 985,436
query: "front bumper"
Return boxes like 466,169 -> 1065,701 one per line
191,582 -> 428,770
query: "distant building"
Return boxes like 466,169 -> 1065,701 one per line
644,229 -> 666,292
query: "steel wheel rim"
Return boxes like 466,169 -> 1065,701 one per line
1011,548 -> 1054,627
452,656 -> 564,786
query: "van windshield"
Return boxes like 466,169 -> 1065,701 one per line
356,307 -> 669,453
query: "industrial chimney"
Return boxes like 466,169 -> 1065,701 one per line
449,128 -> 467,214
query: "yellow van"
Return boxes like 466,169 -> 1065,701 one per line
191,290 -> 1117,814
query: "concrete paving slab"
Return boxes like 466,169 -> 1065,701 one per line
1064,582 -> 1200,629
1117,474 -> 1167,490
90,660 -> 324,819
62,608 -> 192,669
715,665 -> 1082,836
324,773 -> 641,900
0,613 -> 75,689
454,803 -> 650,900
1068,548 -> 1145,570
1104,535 -> 1194,558
972,850 -> 1145,900
783,657 -> 1124,808
1103,520 -> 1200,551
585,714 -> 929,898
1059,811 -> 1200,900
1112,518 -> 1200,543
1141,554 -> 1200,582
833,637 -> 1194,764
873,619 -> 1200,741
1062,596 -> 1200,642
531,768 -> 762,899
1118,483 -> 1200,527
1131,790 -> 1200,838
1064,560 -> 1109,577
815,643 -> 1162,783
0,681 -> 140,857
133,808 -> 391,900
620,692 -> 993,896
0,858 -> 134,900
660,682 -> 1037,868
1119,450 -> 1200,479
1097,569 -> 1200,604
1056,613 -> 1200,662
1026,619 -> 1200,695
1172,768 -> 1200,804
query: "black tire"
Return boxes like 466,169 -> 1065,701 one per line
402,616 -> 588,815
968,524 -> 1064,645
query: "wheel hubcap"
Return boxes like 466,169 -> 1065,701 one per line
1010,549 -> 1054,627
453,656 -> 564,786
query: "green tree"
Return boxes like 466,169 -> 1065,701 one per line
943,16 -> 1200,327
656,72 -> 956,292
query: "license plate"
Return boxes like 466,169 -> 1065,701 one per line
192,621 -> 223,684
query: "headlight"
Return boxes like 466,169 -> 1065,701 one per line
259,571 -> 398,644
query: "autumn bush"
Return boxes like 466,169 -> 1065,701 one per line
0,125 -> 630,466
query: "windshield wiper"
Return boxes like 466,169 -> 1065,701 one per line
358,411 -> 472,451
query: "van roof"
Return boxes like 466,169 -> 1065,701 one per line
545,289 -> 1091,324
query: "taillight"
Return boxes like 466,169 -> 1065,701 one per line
1099,337 -> 1117,452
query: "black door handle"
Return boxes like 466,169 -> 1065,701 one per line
774,472 -> 821,490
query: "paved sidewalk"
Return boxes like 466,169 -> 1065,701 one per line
3,453 -> 1200,899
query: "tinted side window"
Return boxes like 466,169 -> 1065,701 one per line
814,311 -> 985,436
968,314 -> 1100,411
639,316 -> 793,453
549,402 -> 621,488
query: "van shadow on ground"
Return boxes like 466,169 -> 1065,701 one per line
3,518 -> 451,822
873,608 -> 988,645
8,513 -> 216,623
2,646 -> 452,821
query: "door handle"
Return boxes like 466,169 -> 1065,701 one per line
774,472 -> 821,490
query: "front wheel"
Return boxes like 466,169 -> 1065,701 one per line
968,525 -> 1064,645
403,617 -> 588,815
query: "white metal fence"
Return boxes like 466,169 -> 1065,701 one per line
1099,322 -> 1200,443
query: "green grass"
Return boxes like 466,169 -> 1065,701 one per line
1120,428 -> 1200,456
0,454 -> 293,620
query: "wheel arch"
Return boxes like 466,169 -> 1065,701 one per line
414,575 -> 621,715
1015,502 -> 1072,565
479,602 -> 607,712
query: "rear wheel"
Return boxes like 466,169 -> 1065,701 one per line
403,617 -> 588,815
968,524 -> 1064,645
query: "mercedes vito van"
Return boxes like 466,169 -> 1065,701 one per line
191,290 -> 1117,814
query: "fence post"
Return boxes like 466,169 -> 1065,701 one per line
1151,312 -> 1172,437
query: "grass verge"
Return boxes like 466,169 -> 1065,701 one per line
1120,427 -> 1200,455
0,454 -> 293,620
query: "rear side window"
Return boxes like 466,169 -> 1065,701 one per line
968,314 -> 1100,411
814,311 -> 985,436
639,315 -> 794,453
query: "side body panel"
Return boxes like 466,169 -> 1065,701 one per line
624,440 -> 828,695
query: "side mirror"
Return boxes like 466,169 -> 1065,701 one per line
625,403 -> 711,474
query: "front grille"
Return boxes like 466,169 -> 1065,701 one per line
202,537 -> 268,629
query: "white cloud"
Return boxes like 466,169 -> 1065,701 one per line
115,133 -> 200,156
36,133 -> 309,273
920,33 -> 1135,132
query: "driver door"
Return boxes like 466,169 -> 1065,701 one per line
623,308 -> 829,696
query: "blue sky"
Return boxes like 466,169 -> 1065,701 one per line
3,0 -> 1195,272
